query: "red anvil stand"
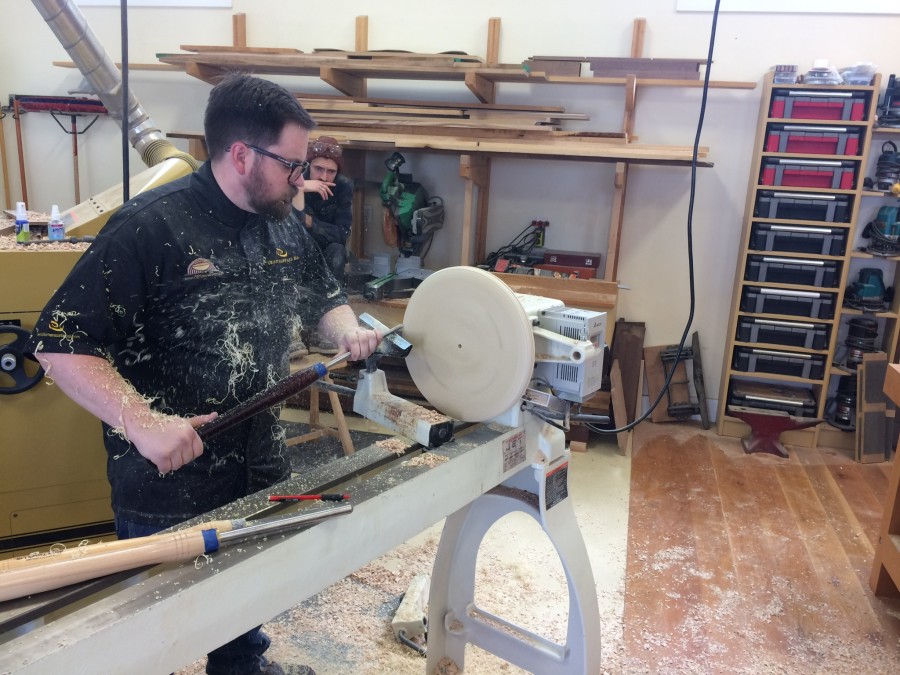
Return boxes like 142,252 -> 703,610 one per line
728,405 -> 824,458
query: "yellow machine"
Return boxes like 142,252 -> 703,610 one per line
0,160 -> 195,557
0,250 -> 112,553
1,0 -> 199,556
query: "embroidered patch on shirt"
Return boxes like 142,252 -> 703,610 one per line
186,258 -> 222,277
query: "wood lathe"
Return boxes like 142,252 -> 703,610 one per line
0,266 -> 606,674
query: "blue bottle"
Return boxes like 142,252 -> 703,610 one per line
48,205 -> 65,241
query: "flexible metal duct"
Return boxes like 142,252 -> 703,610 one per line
31,0 -> 199,170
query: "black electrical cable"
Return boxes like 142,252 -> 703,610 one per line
482,223 -> 544,269
397,629 -> 427,657
120,0 -> 130,202
588,0 -> 722,435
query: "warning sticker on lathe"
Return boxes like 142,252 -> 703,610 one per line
545,461 -> 569,509
502,431 -> 526,472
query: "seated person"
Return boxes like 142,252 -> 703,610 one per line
295,136 -> 352,286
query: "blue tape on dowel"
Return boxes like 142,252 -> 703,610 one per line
201,528 -> 220,553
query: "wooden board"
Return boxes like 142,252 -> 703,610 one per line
610,320 -> 645,424
566,423 -> 589,453
587,57 -> 704,80
610,360 -> 630,453
180,45 -> 303,54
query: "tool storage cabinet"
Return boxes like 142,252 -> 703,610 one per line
718,72 -> 886,451
824,124 -> 900,447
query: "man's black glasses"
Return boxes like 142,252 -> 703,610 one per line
247,144 -> 309,183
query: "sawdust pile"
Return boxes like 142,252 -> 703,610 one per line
175,512 -> 589,675
402,453 -> 448,468
618,423 -> 900,675
0,232 -> 91,251
375,437 -> 413,455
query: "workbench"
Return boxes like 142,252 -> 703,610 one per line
0,424 -> 523,673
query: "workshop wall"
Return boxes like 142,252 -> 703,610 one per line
2,0 -> 897,416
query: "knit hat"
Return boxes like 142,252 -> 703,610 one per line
307,136 -> 343,173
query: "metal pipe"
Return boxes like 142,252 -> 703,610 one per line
31,0 -> 199,170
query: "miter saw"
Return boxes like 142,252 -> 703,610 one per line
380,151 -> 445,260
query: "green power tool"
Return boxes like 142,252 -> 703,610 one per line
862,205 -> 900,256
380,152 -> 445,259
844,267 -> 893,311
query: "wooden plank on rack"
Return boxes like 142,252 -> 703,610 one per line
315,50 -> 484,64
168,128 -> 705,165
296,93 -> 569,114
309,115 -> 561,132
492,273 -> 618,312
180,45 -> 302,54
587,57 -> 705,80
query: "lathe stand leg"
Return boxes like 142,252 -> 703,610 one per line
426,462 -> 601,674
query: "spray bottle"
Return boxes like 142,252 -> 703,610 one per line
14,202 -> 30,243
47,205 -> 65,241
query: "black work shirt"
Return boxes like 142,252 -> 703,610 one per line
29,161 -> 346,526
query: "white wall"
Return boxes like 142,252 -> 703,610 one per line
2,0 -> 899,410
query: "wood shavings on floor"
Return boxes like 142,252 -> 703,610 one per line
175,511 -> 597,675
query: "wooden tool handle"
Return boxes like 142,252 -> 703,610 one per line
197,362 -> 328,440
0,528 -> 214,603
0,519 -> 239,574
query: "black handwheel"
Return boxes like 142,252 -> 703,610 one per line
0,325 -> 44,394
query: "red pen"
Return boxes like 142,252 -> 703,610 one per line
268,493 -> 350,502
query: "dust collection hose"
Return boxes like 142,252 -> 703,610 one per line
31,0 -> 199,171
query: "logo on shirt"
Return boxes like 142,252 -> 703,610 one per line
186,258 -> 222,277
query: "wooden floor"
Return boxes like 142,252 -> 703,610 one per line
623,423 -> 900,673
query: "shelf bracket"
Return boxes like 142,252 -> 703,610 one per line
465,72 -> 495,104
320,67 -> 366,98
185,62 -> 230,85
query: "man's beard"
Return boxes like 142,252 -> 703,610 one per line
247,166 -> 298,221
